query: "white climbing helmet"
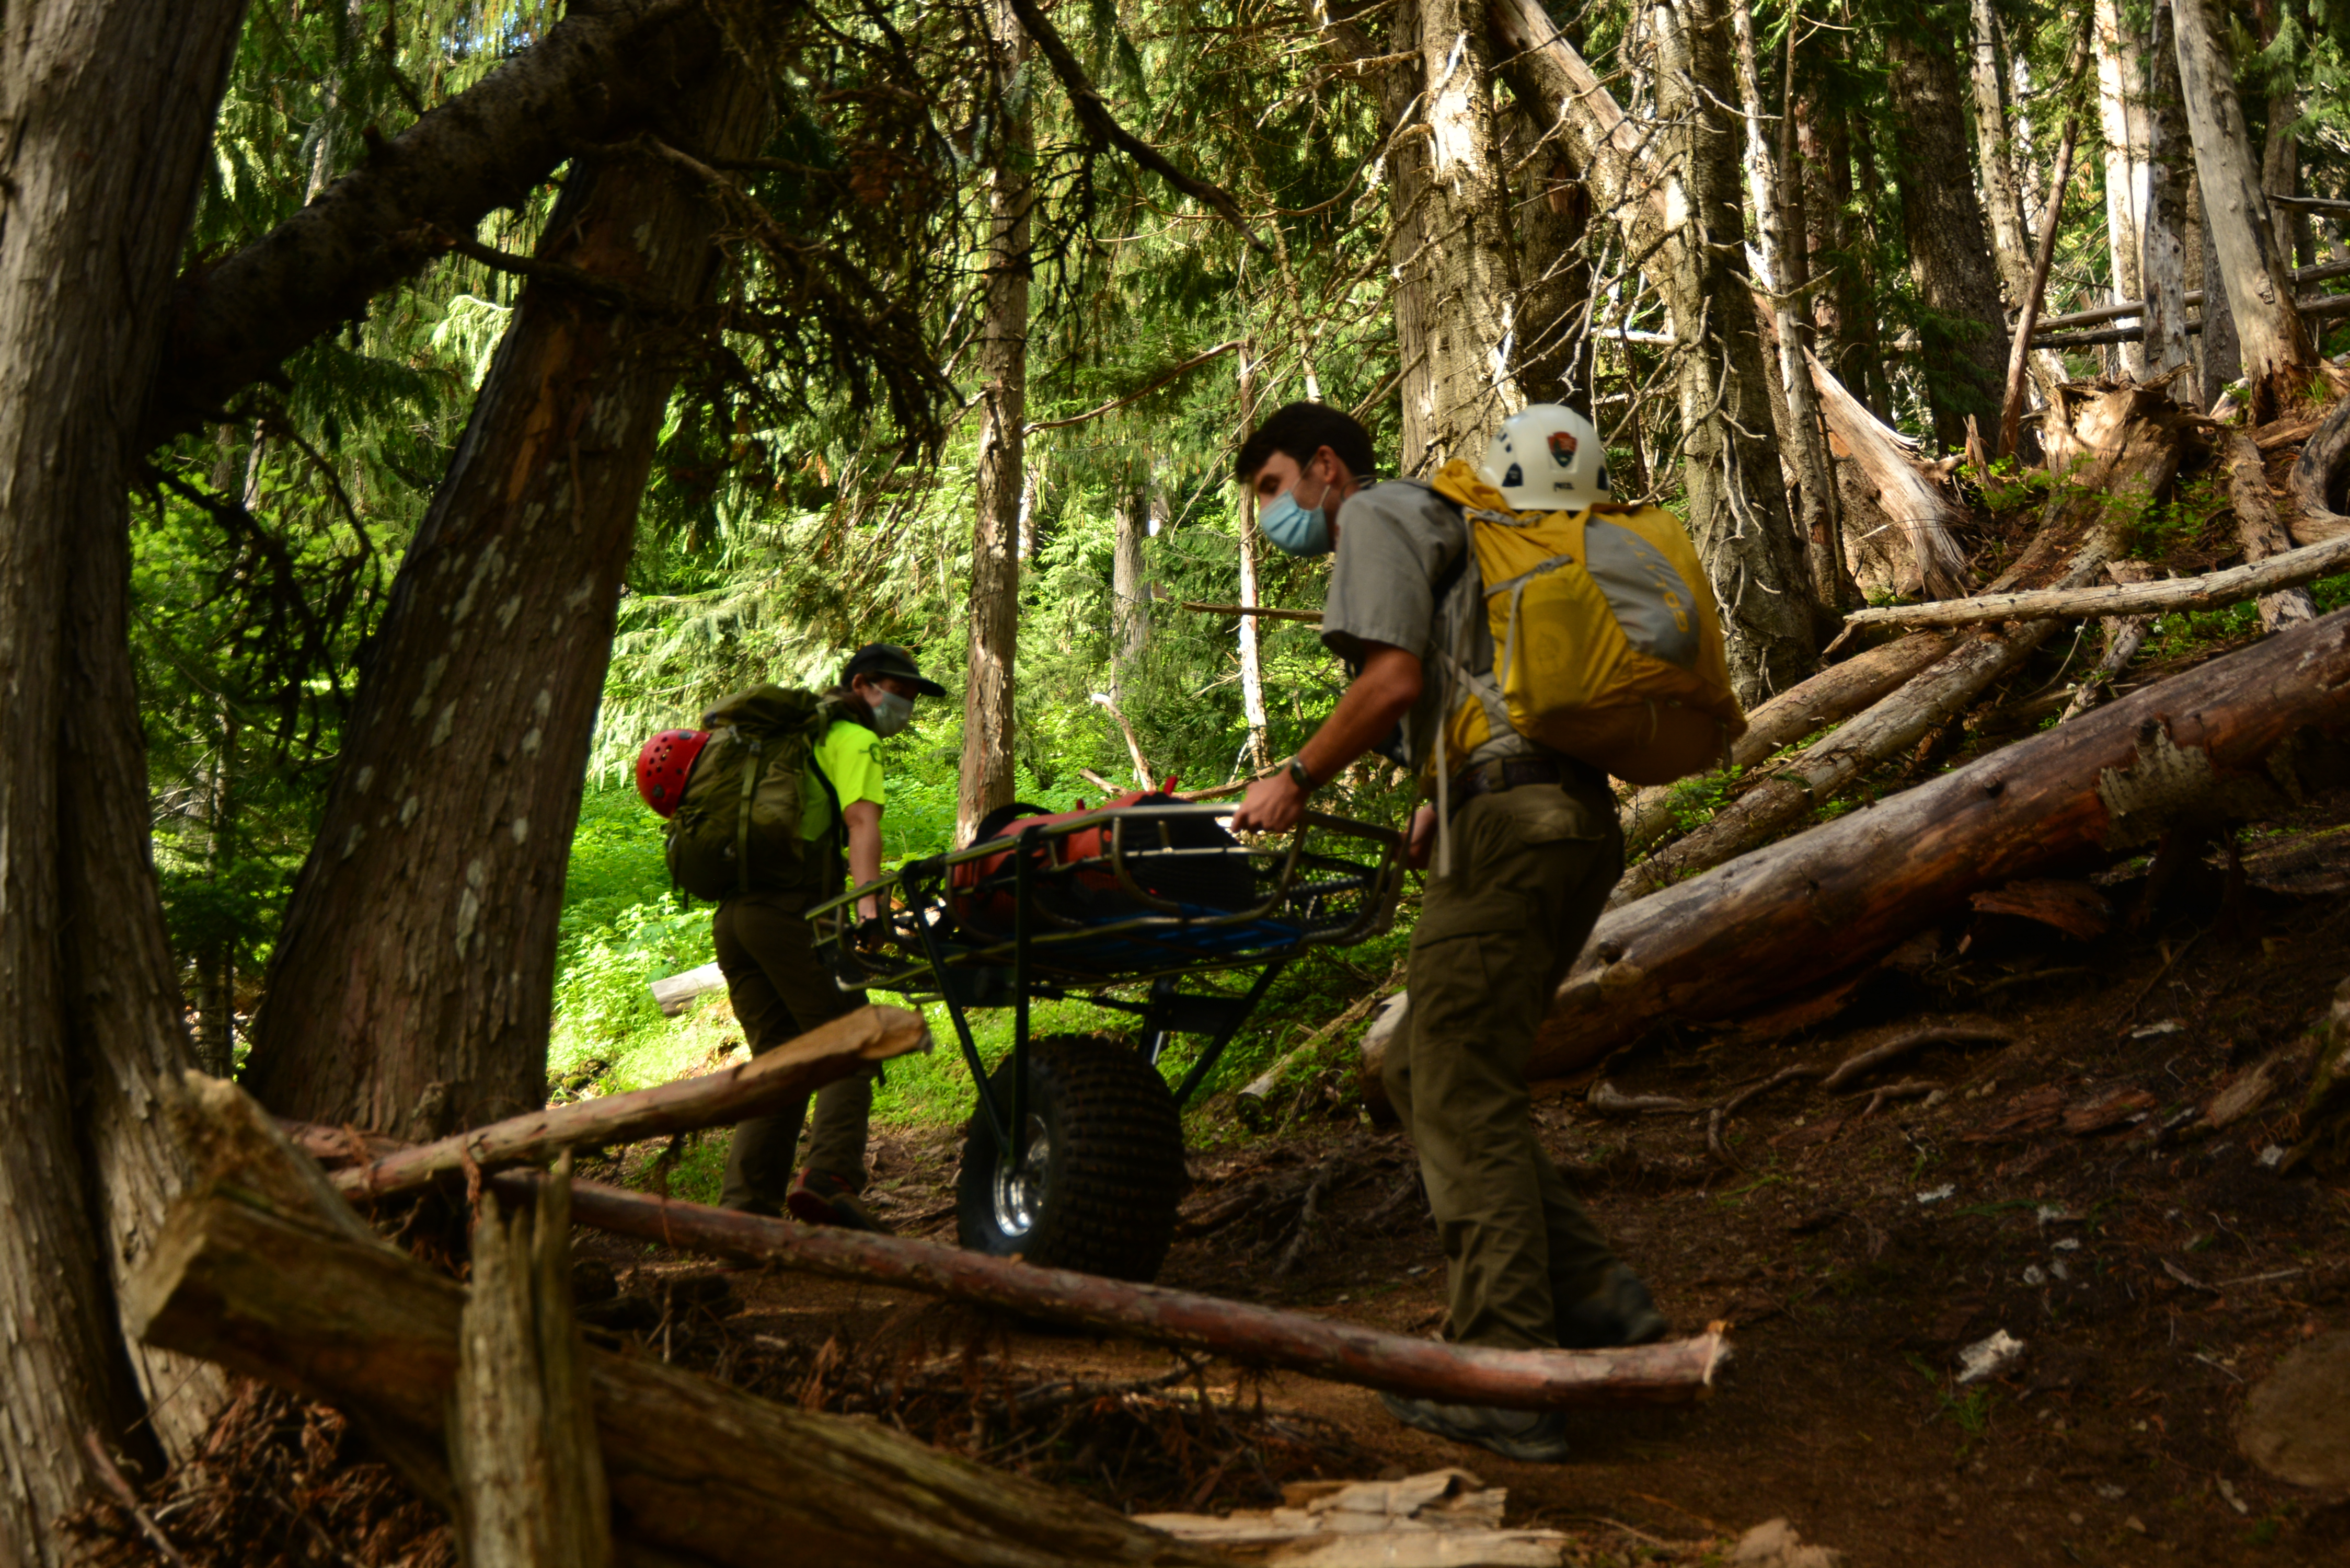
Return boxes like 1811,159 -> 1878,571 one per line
1479,403 -> 1610,512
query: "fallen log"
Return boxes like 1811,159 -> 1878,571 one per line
1620,632 -> 1956,859
1839,531 -> 2350,630
333,1004 -> 928,1200
1605,384 -> 2197,909
529,1173 -> 1729,1412
1518,605 -> 2350,1084
2225,430 -> 2321,631
650,959 -> 727,1016
133,1076 -> 1217,1568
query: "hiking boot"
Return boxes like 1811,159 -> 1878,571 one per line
784,1168 -> 893,1233
1556,1262 -> 1669,1350
1378,1392 -> 1572,1463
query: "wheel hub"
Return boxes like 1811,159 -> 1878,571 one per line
990,1115 -> 1051,1238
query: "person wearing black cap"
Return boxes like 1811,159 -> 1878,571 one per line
715,642 -> 943,1227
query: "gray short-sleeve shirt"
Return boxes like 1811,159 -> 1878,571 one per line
1320,479 -> 1542,774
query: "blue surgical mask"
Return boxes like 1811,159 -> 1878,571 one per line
1259,479 -> 1332,556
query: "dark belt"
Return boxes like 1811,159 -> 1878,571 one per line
1447,755 -> 1602,817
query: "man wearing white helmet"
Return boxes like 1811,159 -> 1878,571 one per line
1230,401 -> 1663,1465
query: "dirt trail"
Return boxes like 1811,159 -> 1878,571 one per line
573,794 -> 2350,1566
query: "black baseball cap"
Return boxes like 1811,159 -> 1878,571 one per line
843,642 -> 945,697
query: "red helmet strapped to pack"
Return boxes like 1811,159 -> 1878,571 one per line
636,729 -> 712,818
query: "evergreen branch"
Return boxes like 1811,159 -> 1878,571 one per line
995,0 -> 1266,249
1025,339 -> 1242,432
427,226 -> 684,316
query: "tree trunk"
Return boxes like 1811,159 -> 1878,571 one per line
0,3 -> 251,1558
1529,604 -> 2350,1081
1795,89 -> 1881,413
1732,0 -> 1839,615
1235,346 -> 1270,773
1654,0 -> 1818,699
2140,0 -> 2194,380
1885,21 -> 2010,451
1503,105 -> 1594,409
1389,0 -> 1523,474
2173,0 -> 2316,420
2094,0 -> 2153,376
1110,477 -> 1149,706
955,0 -> 1033,848
143,0 -> 722,448
1968,0 -> 2033,305
2200,180 -> 2245,408
246,61 -> 773,1135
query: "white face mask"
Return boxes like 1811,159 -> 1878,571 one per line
867,687 -> 914,736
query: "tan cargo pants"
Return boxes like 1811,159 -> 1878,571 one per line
712,892 -> 876,1214
1381,776 -> 1624,1351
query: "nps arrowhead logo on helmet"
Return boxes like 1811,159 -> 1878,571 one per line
1480,405 -> 1609,513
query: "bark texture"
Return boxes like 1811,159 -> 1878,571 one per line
1886,15 -> 2011,450
247,60 -> 773,1133
956,0 -> 1032,847
0,3 -> 250,1558
2094,0 -> 2153,376
2174,0 -> 2316,419
1733,0 -> 1838,614
1389,0 -> 1523,473
144,0 -> 720,447
451,1166 -> 612,1568
2140,1 -> 2194,380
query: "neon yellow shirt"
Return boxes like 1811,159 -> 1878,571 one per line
801,717 -> 885,841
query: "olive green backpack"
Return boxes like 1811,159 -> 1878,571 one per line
664,686 -> 849,902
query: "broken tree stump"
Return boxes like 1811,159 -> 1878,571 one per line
525,1174 -> 1729,1411
1513,605 -> 2350,1086
451,1154 -> 610,1568
132,1075 -> 1217,1568
333,1003 -> 928,1200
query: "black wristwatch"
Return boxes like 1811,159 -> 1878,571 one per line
1286,756 -> 1317,792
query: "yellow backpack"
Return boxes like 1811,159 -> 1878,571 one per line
1426,460 -> 1746,787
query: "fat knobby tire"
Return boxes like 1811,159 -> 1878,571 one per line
956,1034 -> 1186,1282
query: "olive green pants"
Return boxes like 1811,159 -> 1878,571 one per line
712,892 -> 875,1214
1381,778 -> 1624,1351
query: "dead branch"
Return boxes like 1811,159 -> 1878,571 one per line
332,1006 -> 928,1200
2057,562 -> 2158,722
535,1174 -> 1730,1411
1842,531 -> 2350,629
996,0 -> 1262,247
2222,430 -> 2321,630
1855,1080 -> 1942,1117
